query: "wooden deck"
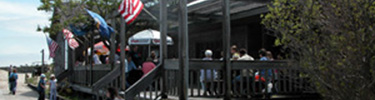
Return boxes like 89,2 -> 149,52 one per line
65,60 -> 319,100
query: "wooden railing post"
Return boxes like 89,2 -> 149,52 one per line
119,18 -> 127,93
222,0 -> 232,99
110,18 -> 117,70
178,0 -> 189,99
90,33 -> 94,86
160,0 -> 168,99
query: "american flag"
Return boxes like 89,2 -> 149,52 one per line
118,0 -> 144,24
45,35 -> 58,58
63,29 -> 79,49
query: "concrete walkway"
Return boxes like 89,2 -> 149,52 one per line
0,70 -> 38,100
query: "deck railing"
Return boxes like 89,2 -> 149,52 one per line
70,64 -> 112,86
124,65 -> 164,100
163,59 -> 316,98
67,59 -> 317,99
69,64 -> 122,99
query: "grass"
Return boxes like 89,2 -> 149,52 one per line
26,76 -> 38,85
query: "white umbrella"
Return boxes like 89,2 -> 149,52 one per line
128,29 -> 173,45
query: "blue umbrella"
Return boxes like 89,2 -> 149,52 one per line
69,24 -> 87,36
86,9 -> 114,39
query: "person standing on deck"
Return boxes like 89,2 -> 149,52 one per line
9,69 -> 18,95
142,57 -> 156,77
238,48 -> 254,60
235,49 -> 254,78
150,51 -> 159,65
129,46 -> 142,67
200,49 -> 217,95
258,48 -> 270,76
38,74 -> 46,100
258,49 -> 273,95
266,51 -> 275,61
232,49 -> 254,92
126,54 -> 141,86
126,55 -> 137,73
231,45 -> 240,59
266,51 -> 279,93
259,48 -> 268,61
93,50 -> 103,64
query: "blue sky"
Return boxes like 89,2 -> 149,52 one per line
0,0 -> 51,67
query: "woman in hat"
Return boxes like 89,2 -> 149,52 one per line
47,74 -> 58,100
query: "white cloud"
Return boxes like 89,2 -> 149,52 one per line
0,0 -> 52,66
1,17 -> 50,36
0,1 -> 50,18
0,0 -> 51,36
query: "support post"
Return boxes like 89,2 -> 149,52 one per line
110,19 -> 117,69
84,38 -> 89,85
41,49 -> 44,73
159,0 -> 168,98
119,19 -> 127,92
90,34 -> 94,86
71,48 -> 75,74
222,0 -> 232,99
178,0 -> 189,99
65,39 -> 69,71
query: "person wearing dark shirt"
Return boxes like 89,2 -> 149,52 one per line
129,46 -> 142,67
9,69 -> 18,95
37,74 -> 46,100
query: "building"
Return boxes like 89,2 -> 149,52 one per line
164,0 -> 279,59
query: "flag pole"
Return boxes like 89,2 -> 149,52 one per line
142,8 -> 158,22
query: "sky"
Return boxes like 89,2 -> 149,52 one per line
0,0 -> 52,67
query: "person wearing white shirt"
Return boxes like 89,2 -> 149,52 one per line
93,50 -> 102,64
47,74 -> 58,100
238,48 -> 254,61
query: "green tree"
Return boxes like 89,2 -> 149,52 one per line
37,0 -> 162,40
262,0 -> 375,99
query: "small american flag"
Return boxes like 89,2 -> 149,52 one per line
63,29 -> 79,49
118,0 -> 144,24
45,35 -> 58,58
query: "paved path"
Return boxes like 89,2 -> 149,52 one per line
0,70 -> 38,100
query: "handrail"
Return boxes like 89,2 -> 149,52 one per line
124,65 -> 163,100
164,59 -> 294,70
56,69 -> 73,81
91,65 -> 121,91
162,59 -> 316,98
74,64 -> 112,70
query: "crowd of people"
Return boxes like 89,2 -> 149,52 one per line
72,44 -> 280,99
89,45 -> 158,87
91,45 -> 279,97
200,45 -> 279,95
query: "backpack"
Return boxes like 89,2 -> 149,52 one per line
9,74 -> 16,82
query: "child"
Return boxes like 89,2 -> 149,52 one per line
48,74 -> 58,100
